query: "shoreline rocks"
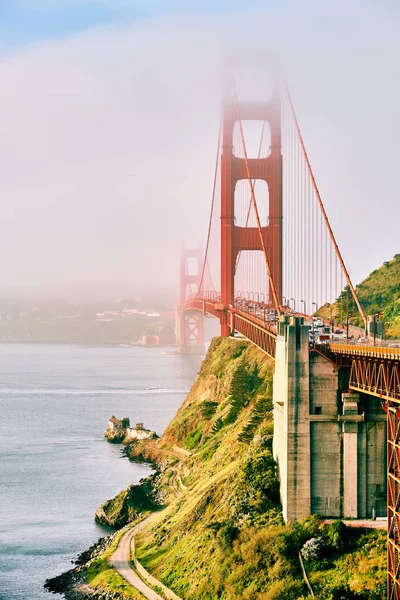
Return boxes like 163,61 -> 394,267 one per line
104,430 -> 125,444
44,533 -> 122,600
45,445 -> 166,598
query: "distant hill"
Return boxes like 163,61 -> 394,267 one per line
322,254 -> 400,338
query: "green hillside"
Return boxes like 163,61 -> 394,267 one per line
129,338 -> 386,600
322,254 -> 400,337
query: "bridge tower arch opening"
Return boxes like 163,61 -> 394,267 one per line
220,80 -> 282,336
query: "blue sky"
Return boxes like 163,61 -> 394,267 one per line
0,0 -> 278,53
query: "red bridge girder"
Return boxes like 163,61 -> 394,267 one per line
386,404 -> 400,599
182,297 -> 277,359
348,359 -> 400,403
229,309 -> 277,359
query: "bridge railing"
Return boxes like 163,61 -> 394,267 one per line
330,342 -> 400,361
185,291 -> 221,302
230,308 -> 277,358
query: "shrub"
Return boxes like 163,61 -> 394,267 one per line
301,537 -> 325,561
238,396 -> 272,443
321,584 -> 361,599
211,417 -> 224,434
324,520 -> 347,550
200,440 -> 218,461
217,522 -> 239,551
229,359 -> 260,408
201,401 -> 218,419
184,427 -> 203,450
242,450 -> 279,502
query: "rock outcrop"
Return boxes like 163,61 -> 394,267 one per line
94,480 -> 158,528
104,430 -> 126,444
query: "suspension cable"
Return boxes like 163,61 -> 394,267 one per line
285,86 -> 367,327
196,110 -> 222,297
232,79 -> 281,316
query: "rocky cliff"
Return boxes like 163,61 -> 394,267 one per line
132,338 -> 386,600
48,337 -> 387,600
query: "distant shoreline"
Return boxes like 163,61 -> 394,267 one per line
0,341 -> 178,348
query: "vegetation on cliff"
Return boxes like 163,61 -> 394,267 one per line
61,337 -> 386,599
94,472 -> 162,528
129,338 -> 387,600
323,253 -> 400,337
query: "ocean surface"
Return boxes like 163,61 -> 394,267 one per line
0,344 -> 202,600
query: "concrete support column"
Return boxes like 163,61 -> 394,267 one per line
342,392 -> 360,518
273,316 -> 311,521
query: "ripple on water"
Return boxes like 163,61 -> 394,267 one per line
0,343 -> 201,599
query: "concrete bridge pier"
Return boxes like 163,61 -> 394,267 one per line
273,316 -> 386,522
273,316 -> 311,521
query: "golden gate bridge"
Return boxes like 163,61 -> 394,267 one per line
177,65 -> 400,599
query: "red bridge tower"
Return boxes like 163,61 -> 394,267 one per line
220,82 -> 282,336
178,247 -> 204,354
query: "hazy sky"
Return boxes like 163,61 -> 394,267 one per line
0,0 -> 398,297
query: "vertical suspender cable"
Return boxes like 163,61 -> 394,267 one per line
285,87 -> 366,327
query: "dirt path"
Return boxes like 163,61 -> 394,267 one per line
324,518 -> 387,530
109,447 -> 186,599
109,449 -> 237,599
109,513 -> 163,600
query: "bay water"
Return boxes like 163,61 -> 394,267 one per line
0,344 -> 202,600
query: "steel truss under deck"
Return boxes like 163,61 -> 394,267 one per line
386,404 -> 400,599
349,358 -> 400,403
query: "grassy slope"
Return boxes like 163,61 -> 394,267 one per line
87,528 -> 144,599
134,338 -> 386,600
322,253 -> 400,336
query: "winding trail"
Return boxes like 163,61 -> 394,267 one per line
109,449 -> 237,600
109,512 -> 163,600
109,446 -> 186,600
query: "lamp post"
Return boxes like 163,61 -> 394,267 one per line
373,314 -> 377,346
311,302 -> 318,345
290,297 -> 296,313
300,299 -> 306,315
346,314 -> 354,342
326,302 -> 332,328
372,313 -> 383,346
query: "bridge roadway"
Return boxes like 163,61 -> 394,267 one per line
183,295 -> 400,403
183,295 -> 400,594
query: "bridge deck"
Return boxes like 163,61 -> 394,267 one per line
330,342 -> 400,361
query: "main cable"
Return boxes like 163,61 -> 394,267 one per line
196,110 -> 222,297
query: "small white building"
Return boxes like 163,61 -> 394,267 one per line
106,416 -> 118,431
126,423 -> 157,441
106,416 -> 130,431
